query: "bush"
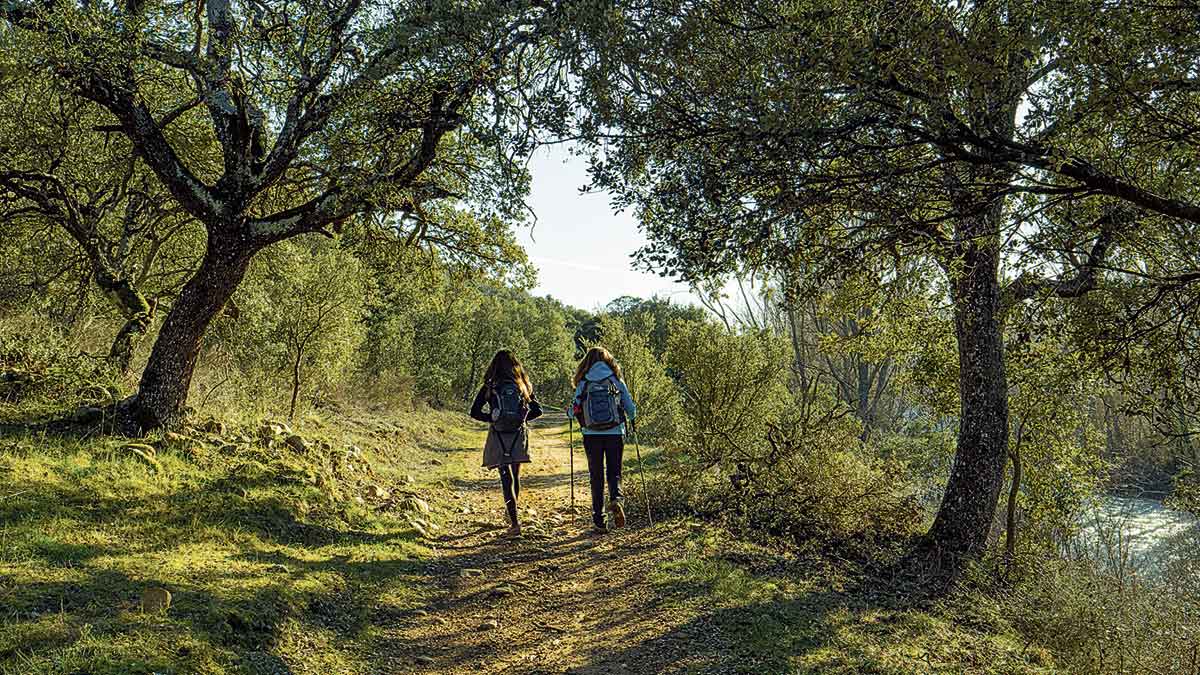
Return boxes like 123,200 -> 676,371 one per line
0,314 -> 121,421
654,323 -> 922,550
666,322 -> 792,462
963,551 -> 1200,675
200,238 -> 370,418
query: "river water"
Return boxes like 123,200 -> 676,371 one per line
1074,496 -> 1198,579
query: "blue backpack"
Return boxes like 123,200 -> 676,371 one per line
489,379 -> 529,434
580,377 -> 623,431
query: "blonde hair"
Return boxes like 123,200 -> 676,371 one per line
573,346 -> 624,386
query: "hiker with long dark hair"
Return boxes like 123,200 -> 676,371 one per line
470,349 -> 543,536
570,346 -> 637,533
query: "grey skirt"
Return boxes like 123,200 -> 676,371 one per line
482,425 -> 531,468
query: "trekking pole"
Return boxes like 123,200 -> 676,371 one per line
631,419 -> 653,526
568,412 -> 576,511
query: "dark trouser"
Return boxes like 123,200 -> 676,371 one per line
499,463 -> 521,524
583,434 -> 624,526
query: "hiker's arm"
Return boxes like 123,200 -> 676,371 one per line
619,381 -> 637,421
527,398 -> 543,421
566,381 -> 584,415
468,386 -> 490,422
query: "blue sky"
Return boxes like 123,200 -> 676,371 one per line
517,145 -> 695,311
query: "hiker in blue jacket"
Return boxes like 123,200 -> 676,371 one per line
569,346 -> 637,533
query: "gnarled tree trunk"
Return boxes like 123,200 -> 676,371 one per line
94,268 -> 154,374
926,227 -> 1010,560
121,238 -> 255,432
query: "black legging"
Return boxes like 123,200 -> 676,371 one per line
499,463 -> 522,524
583,434 -> 624,526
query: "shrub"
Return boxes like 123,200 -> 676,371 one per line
655,323 -> 922,550
0,313 -> 121,421
964,551 -> 1200,675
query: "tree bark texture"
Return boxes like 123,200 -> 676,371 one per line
123,239 -> 255,432
926,227 -> 1011,559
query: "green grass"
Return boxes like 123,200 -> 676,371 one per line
644,525 -> 1058,674
0,406 -> 482,675
0,404 -> 1083,675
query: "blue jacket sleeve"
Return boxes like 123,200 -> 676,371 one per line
567,381 -> 585,415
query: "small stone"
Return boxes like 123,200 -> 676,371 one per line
365,484 -> 390,500
480,619 -> 499,630
201,419 -> 226,435
122,444 -> 162,473
459,568 -> 483,578
260,420 -> 291,438
403,474 -> 415,485
401,496 -> 431,514
429,458 -> 443,466
490,585 -> 515,598
140,587 -> 172,613
285,435 -> 308,452
163,432 -> 188,444
122,442 -> 157,457
415,655 -> 435,665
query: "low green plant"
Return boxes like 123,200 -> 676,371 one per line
0,314 -> 122,422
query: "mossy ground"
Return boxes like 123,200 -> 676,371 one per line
2,408 -> 1057,674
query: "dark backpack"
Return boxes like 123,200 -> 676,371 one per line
580,377 -> 623,431
489,379 -> 529,433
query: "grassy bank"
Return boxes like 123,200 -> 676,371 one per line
2,407 -> 1183,674
0,406 -> 484,675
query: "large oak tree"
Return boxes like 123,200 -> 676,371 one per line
565,0 -> 1200,568
1,0 -> 566,431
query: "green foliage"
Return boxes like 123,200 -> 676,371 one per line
591,314 -> 682,443
963,554 -> 1200,675
203,238 -> 370,417
603,295 -> 708,359
355,256 -> 576,407
666,322 -> 792,463
0,315 -> 121,422
1006,325 -> 1109,553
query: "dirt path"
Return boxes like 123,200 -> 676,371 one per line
381,414 -> 721,674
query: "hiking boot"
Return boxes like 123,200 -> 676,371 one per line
591,520 -> 609,535
608,500 -> 626,529
505,522 -> 522,538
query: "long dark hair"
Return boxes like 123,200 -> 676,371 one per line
484,349 -> 533,400
573,346 -> 623,386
